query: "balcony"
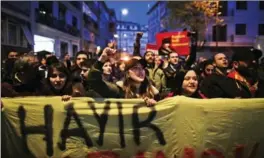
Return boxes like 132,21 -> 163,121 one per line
109,22 -> 116,33
35,9 -> 80,37
85,23 -> 99,35
83,15 -> 99,35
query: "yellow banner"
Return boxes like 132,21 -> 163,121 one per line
2,97 -> 264,158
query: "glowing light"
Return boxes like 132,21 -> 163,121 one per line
34,35 -> 55,53
114,34 -> 119,38
121,56 -> 130,61
121,8 -> 129,16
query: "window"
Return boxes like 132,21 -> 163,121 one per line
2,20 -> 6,43
236,1 -> 247,10
259,24 -> 264,35
260,1 -> 264,10
72,16 -> 77,28
60,42 -> 68,57
236,24 -> 246,35
59,3 -> 66,21
212,25 -> 227,41
39,2 -> 53,15
20,28 -> 28,47
72,44 -> 78,56
8,22 -> 18,45
219,1 -> 228,16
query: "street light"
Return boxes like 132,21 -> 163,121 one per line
121,8 -> 129,16
114,34 -> 119,38
119,8 -> 129,50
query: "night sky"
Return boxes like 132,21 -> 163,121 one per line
105,1 -> 156,25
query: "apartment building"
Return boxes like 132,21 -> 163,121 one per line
147,1 -> 264,58
116,21 -> 148,55
1,1 -> 117,60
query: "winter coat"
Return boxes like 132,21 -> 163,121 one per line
145,65 -> 166,93
164,43 -> 197,92
1,82 -> 39,97
87,61 -> 160,100
38,79 -> 73,96
200,71 -> 254,98
86,61 -> 123,98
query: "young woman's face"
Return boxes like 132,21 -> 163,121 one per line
181,70 -> 198,96
204,64 -> 214,76
102,62 -> 112,75
76,54 -> 88,68
128,63 -> 145,83
49,69 -> 67,90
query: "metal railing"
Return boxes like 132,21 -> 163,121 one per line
35,9 -> 80,37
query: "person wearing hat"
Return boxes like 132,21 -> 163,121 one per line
200,49 -> 260,98
86,47 -> 159,106
158,37 -> 173,58
163,32 -> 197,93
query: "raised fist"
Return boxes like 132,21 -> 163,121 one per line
99,47 -> 117,63
136,32 -> 143,39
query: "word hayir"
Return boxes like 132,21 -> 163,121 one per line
17,101 -> 166,157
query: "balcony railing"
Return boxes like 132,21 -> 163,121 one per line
84,20 -> 99,35
35,9 -> 80,37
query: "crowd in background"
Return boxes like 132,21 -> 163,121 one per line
1,32 -> 264,106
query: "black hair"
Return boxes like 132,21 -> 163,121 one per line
46,56 -> 59,66
173,69 -> 199,96
47,62 -> 70,79
80,59 -> 94,68
75,51 -> 88,59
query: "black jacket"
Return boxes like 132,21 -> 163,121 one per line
200,74 -> 252,98
164,44 -> 197,91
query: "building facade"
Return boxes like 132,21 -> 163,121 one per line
81,1 -> 117,57
147,1 -> 264,58
147,1 -> 168,44
1,1 -> 33,58
1,1 -> 117,60
32,1 -> 82,59
116,21 -> 148,56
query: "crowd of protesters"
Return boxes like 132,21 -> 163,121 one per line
1,32 -> 264,106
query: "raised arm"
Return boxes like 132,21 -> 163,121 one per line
133,32 -> 143,57
185,31 -> 197,69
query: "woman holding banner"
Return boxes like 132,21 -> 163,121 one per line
86,47 -> 160,106
166,69 -> 205,98
39,62 -> 85,101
